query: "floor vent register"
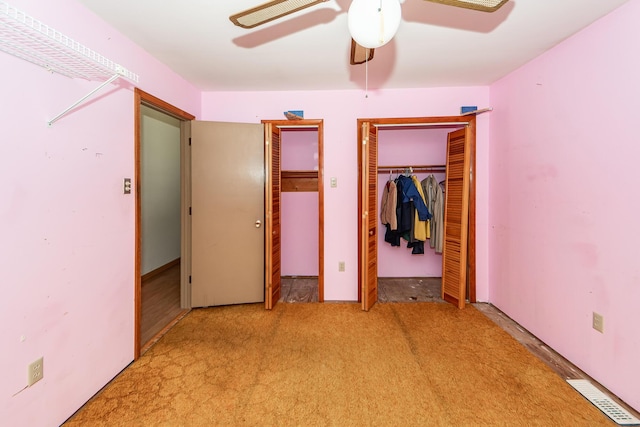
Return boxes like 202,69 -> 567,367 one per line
567,379 -> 640,425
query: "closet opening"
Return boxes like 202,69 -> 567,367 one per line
280,126 -> 321,302
264,120 -> 324,309
357,116 -> 476,311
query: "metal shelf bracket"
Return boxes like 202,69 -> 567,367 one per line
47,72 -> 120,127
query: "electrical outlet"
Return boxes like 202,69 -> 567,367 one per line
27,357 -> 43,386
592,312 -> 604,333
338,261 -> 345,272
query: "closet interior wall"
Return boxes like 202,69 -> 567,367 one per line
280,128 -> 319,295
377,126 -> 462,292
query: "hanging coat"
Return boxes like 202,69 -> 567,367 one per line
411,175 -> 429,242
396,175 -> 430,221
421,175 -> 444,253
380,180 -> 397,231
385,176 -> 408,247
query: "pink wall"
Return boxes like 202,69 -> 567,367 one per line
281,129 -> 320,276
0,0 -> 200,425
377,127 -> 451,277
281,128 -> 318,170
281,192 -> 319,276
489,0 -> 640,411
201,87 -> 491,301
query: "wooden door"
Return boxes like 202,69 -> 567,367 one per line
191,121 -> 265,307
264,123 -> 281,309
441,127 -> 471,309
361,122 -> 378,311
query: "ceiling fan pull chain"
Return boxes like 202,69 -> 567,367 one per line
379,0 -> 385,45
365,49 -> 369,98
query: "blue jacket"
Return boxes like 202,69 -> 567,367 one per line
396,175 -> 431,221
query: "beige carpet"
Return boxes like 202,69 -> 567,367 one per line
65,303 -> 613,426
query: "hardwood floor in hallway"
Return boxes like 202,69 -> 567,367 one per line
140,262 -> 188,353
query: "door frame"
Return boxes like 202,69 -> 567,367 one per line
356,115 -> 477,309
264,119 -> 325,307
134,88 -> 195,359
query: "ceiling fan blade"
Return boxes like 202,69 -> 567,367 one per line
423,0 -> 509,12
230,0 -> 329,29
350,39 -> 374,65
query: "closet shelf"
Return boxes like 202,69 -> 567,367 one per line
282,170 -> 318,192
0,1 -> 139,124
0,1 -> 139,81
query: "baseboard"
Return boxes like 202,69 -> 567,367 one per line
140,309 -> 189,355
142,258 -> 180,282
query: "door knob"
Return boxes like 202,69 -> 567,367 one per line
255,220 -> 262,228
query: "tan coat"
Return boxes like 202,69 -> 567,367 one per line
380,180 -> 397,230
421,175 -> 444,253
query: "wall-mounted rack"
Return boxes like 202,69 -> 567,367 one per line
0,1 -> 139,125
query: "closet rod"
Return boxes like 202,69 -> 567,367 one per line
374,122 -> 468,128
377,164 -> 446,174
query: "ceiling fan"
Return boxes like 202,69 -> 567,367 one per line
229,0 -> 509,65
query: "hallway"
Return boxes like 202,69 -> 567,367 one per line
141,262 -> 187,352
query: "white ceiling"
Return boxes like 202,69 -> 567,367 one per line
77,0 -> 630,92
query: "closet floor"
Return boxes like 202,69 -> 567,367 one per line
378,277 -> 443,303
279,277 -> 443,304
280,276 -> 318,303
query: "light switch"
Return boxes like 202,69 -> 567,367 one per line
330,177 -> 337,188
123,178 -> 132,194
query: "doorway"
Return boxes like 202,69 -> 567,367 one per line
134,89 -> 194,359
357,115 -> 476,311
264,120 -> 325,308
280,126 -> 321,303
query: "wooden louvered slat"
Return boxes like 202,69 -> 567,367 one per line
271,127 -> 281,306
368,123 -> 378,308
264,124 -> 282,309
441,128 -> 470,309
361,122 -> 379,311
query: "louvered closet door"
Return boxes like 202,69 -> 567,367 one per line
361,122 -> 378,311
265,123 -> 281,309
441,128 -> 470,309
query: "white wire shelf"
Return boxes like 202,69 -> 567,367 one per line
0,1 -> 138,82
0,1 -> 141,125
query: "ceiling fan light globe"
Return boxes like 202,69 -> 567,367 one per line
348,0 -> 402,49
